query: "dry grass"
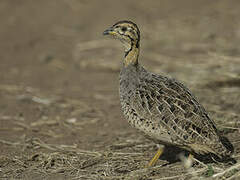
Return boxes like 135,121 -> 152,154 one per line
1,41 -> 240,180
1,136 -> 239,179
1,1 -> 240,179
0,95 -> 239,180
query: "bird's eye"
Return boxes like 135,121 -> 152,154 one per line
121,27 -> 127,32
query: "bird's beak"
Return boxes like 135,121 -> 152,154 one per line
103,27 -> 115,36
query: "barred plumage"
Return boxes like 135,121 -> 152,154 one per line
103,20 -> 233,163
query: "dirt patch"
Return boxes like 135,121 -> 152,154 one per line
0,0 -> 240,179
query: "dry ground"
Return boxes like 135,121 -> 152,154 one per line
0,0 -> 240,179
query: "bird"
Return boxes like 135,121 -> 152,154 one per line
103,20 -> 233,166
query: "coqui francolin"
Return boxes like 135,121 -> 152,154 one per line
103,20 -> 233,166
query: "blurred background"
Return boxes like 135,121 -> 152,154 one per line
0,0 -> 240,179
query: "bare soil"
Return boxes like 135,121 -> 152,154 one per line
0,0 -> 240,179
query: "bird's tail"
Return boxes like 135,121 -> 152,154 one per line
209,135 -> 234,163
218,135 -> 234,157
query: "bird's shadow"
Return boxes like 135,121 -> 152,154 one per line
158,146 -> 237,166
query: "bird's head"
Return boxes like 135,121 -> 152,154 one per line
103,20 -> 140,52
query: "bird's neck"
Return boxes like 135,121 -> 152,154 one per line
123,44 -> 139,67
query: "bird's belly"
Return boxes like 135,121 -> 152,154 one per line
134,120 -> 173,145
120,101 -> 173,145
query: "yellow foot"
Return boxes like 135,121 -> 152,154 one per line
147,147 -> 164,167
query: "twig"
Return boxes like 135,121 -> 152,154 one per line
226,171 -> 240,180
154,167 -> 207,180
212,162 -> 240,178
208,52 -> 240,63
0,139 -> 21,146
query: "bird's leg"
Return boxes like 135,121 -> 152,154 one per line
179,153 -> 194,168
188,154 -> 194,160
147,145 -> 164,167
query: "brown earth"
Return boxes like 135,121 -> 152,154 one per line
0,0 -> 240,179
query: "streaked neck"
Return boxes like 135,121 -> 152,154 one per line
124,45 -> 139,67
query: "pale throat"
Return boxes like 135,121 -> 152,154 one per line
123,43 -> 139,67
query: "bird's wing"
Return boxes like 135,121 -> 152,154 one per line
130,73 -> 220,148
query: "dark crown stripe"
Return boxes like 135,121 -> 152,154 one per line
113,20 -> 140,42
